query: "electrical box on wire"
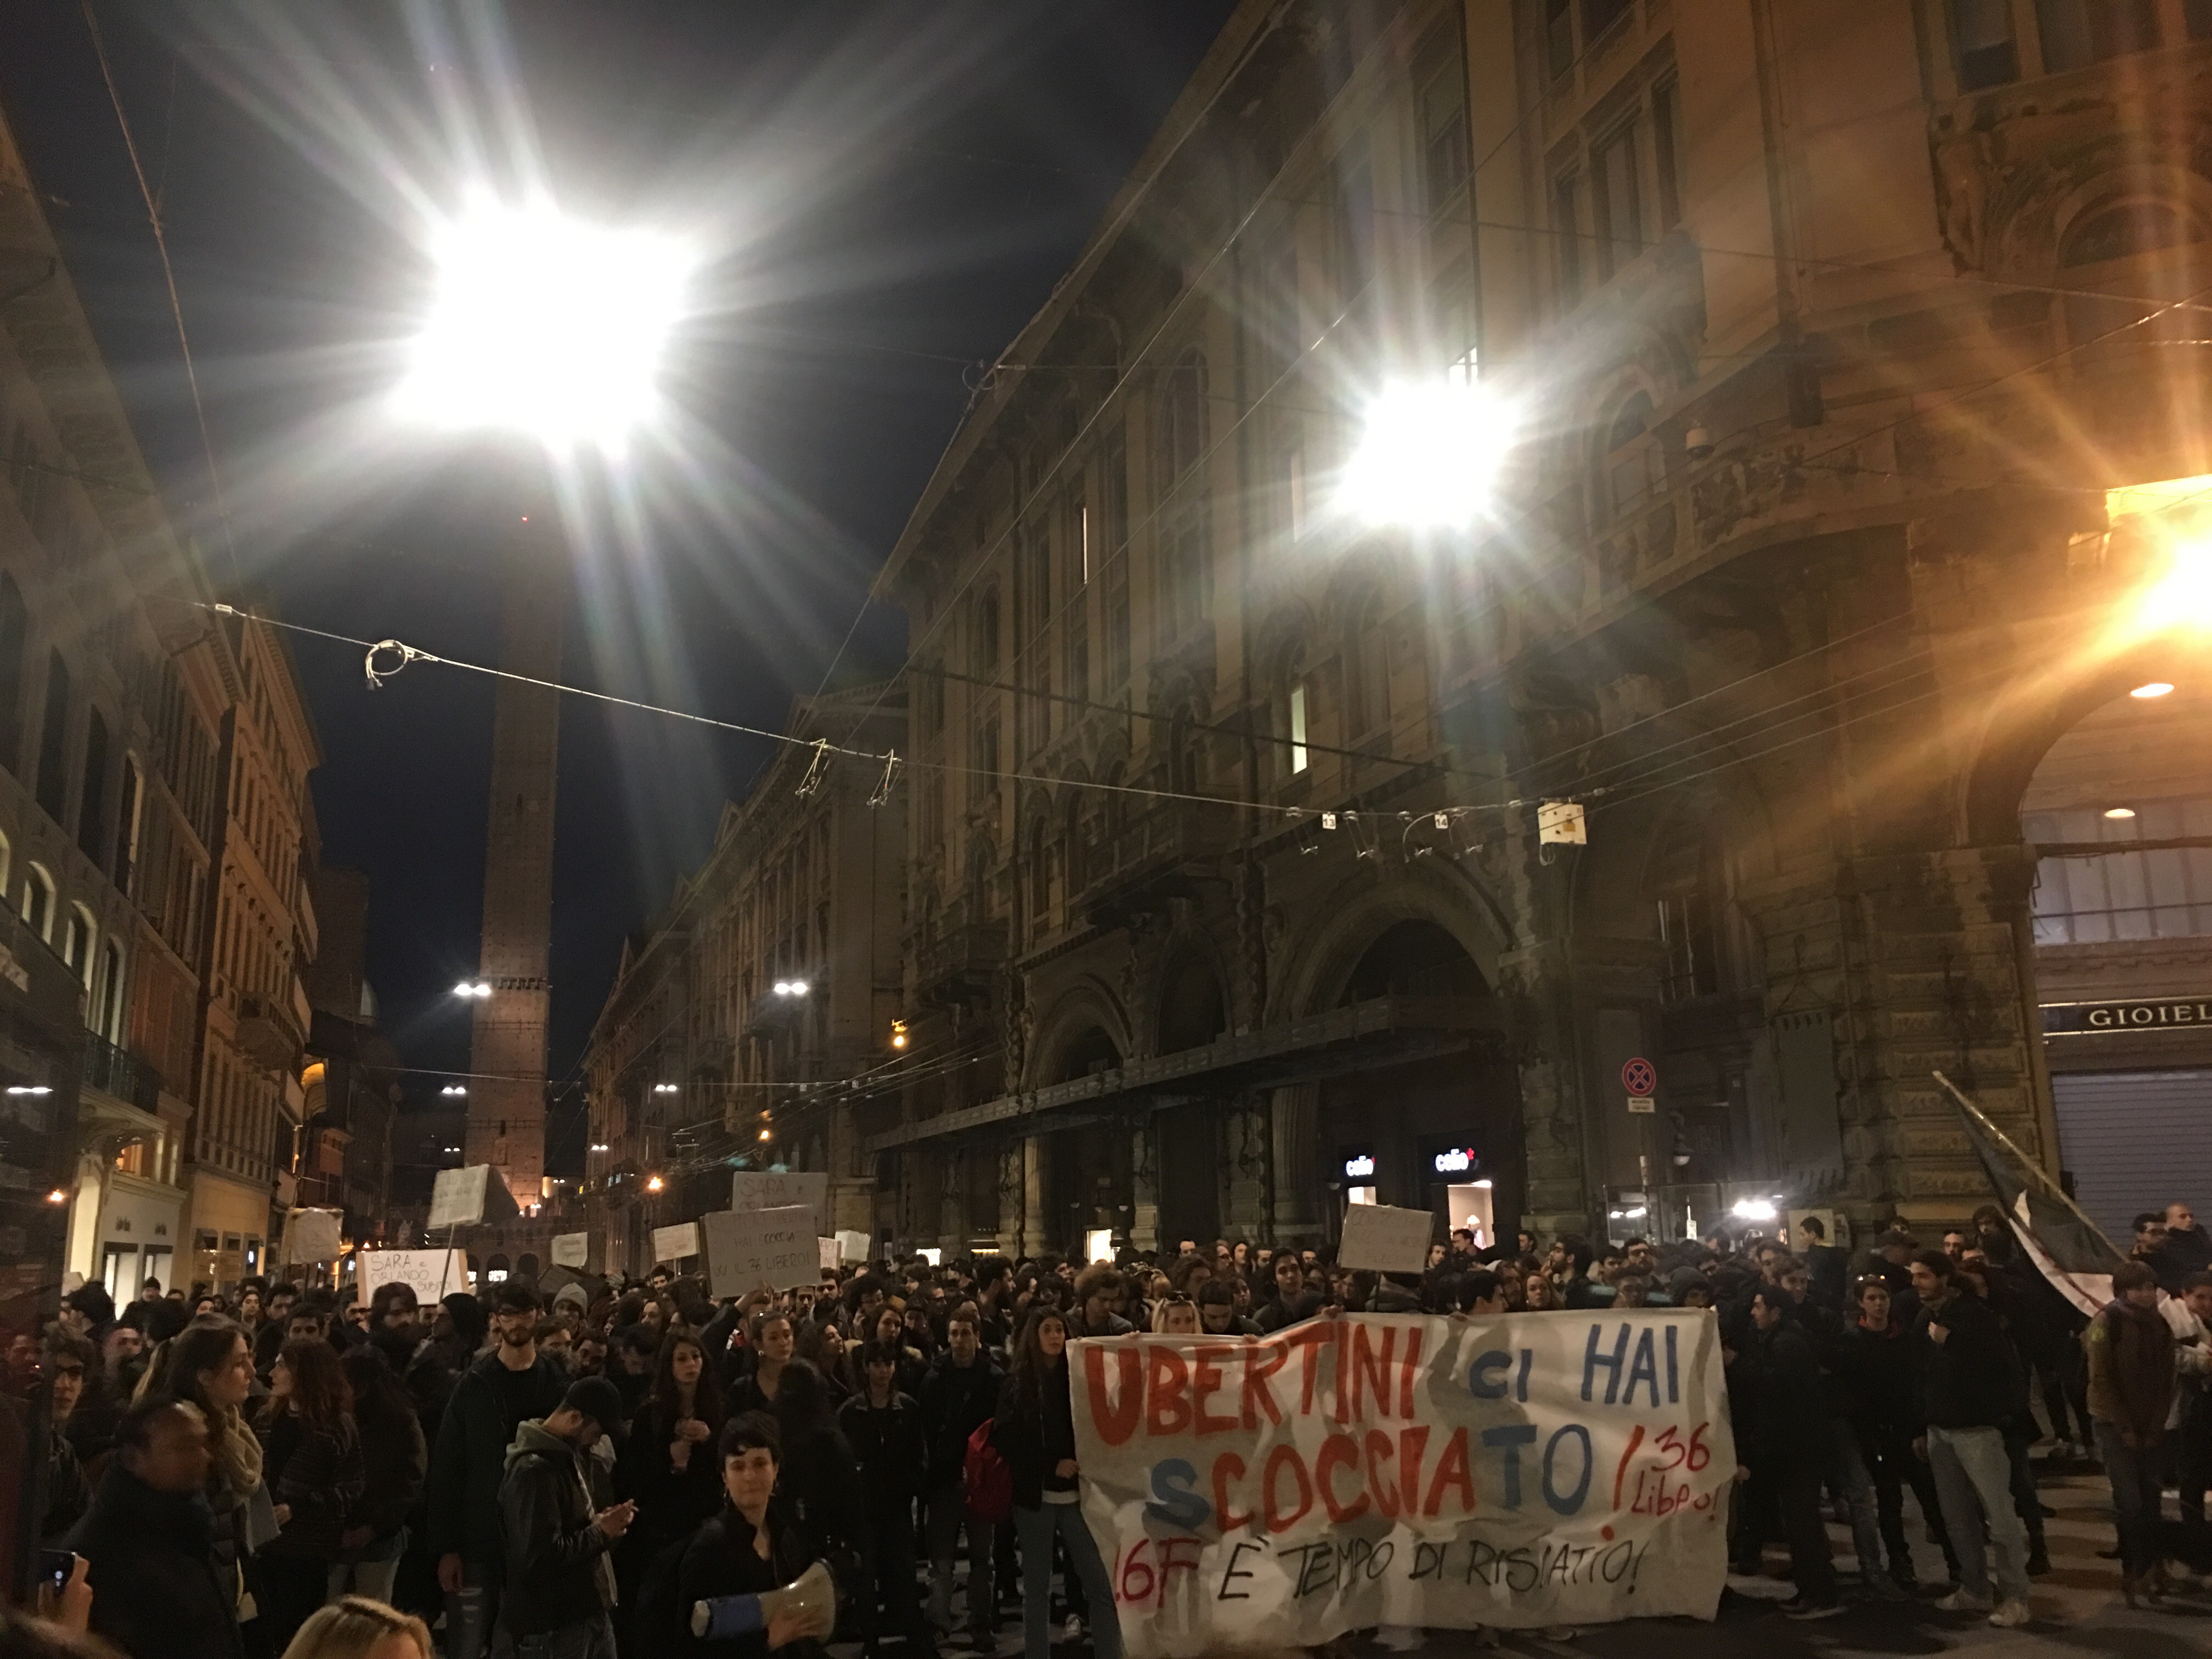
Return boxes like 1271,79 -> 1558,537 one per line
1538,799 -> 1587,846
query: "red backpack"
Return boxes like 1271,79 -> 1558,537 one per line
964,1419 -> 1013,1523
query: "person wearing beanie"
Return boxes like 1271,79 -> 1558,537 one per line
498,1374 -> 635,1654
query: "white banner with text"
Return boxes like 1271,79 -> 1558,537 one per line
1073,1311 -> 1733,1655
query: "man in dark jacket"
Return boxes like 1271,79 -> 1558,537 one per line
1909,1251 -> 2031,1625
499,1375 -> 635,1657
1837,1276 -> 1957,1590
1731,1287 -> 1843,1619
430,1279 -> 571,1659
66,1396 -> 242,1659
840,1342 -> 935,1659
919,1310 -> 1001,1645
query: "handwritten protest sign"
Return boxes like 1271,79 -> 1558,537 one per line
819,1238 -> 840,1272
836,1228 -> 872,1265
651,1222 -> 701,1265
1075,1311 -> 1733,1655
352,1249 -> 470,1309
730,1171 -> 830,1234
701,1205 -> 819,1296
1336,1203 -> 1435,1275
550,1232 -> 590,1269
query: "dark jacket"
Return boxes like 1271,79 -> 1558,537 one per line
672,1498 -> 823,1659
992,1364 -> 1076,1511
1802,1243 -> 1849,1310
1915,1289 -> 2022,1430
427,1350 -> 571,1569
775,1418 -> 865,1567
66,1460 -> 244,1659
1733,1318 -> 1830,1467
498,1419 -> 618,1637
1836,1319 -> 1923,1439
918,1349 -> 1002,1489
838,1390 -> 927,1509
618,1398 -> 726,1556
349,1397 -> 428,1543
258,1411 -> 365,1559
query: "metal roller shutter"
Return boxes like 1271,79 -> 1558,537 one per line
2050,1069 -> 2212,1245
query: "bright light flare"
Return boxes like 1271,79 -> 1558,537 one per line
395,200 -> 692,449
1338,379 -> 1516,528
2131,681 -> 2176,698
1730,1198 -> 1778,1221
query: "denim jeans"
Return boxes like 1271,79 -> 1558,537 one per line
445,1561 -> 505,1659
1925,1424 -> 2029,1603
925,1479 -> 996,1637
325,1555 -> 401,1606
1015,1503 -> 1120,1659
510,1615 -> 615,1659
2094,1420 -> 2167,1575
1817,1419 -> 1887,1579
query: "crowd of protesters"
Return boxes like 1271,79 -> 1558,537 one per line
11,1195 -> 2210,1655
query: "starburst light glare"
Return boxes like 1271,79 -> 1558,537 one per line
395,199 -> 692,449
1339,377 -> 1516,528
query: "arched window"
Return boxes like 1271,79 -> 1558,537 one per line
1603,391 -> 1659,522
20,862 -> 53,941
62,904 -> 94,983
1029,816 -> 1051,922
1277,641 -> 1312,778
1346,595 -> 1391,741
96,938 -> 124,1042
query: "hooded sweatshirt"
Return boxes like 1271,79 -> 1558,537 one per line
498,1418 -> 619,1636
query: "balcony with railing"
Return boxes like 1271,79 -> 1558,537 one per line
82,1031 -> 162,1116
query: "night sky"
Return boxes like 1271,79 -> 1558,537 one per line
0,0 -> 1235,1169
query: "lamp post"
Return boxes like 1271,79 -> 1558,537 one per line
398,199 -> 690,1209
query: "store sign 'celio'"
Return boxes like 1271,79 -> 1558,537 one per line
2042,995 -> 2212,1034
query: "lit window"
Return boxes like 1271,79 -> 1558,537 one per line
1288,684 -> 1310,775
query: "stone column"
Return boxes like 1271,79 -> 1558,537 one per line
996,1140 -> 1024,1258
1129,1119 -> 1159,1252
1023,1135 -> 1046,1257
1269,1082 -> 1321,1244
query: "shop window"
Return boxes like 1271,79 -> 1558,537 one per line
2027,795 -> 2212,943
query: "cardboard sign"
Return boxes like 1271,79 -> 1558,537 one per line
836,1228 -> 872,1266
285,1208 -> 343,1266
353,1248 -> 469,1309
1076,1311 -> 1734,1655
427,1165 -> 519,1229
1336,1201 -> 1435,1275
550,1232 -> 590,1269
651,1222 -> 702,1264
701,1205 -> 819,1296
730,1171 -> 831,1234
819,1237 -> 840,1272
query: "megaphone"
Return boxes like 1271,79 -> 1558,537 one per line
690,1559 -> 837,1642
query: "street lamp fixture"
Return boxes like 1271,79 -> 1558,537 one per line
454,981 -> 492,998
772,980 -> 809,997
590,1142 -> 610,1154
1340,377 -> 1517,528
652,1082 -> 679,1094
441,1084 -> 467,1097
5,1085 -> 50,1096
645,1174 -> 664,1193
44,1188 -> 66,1205
758,1128 -> 772,1142
396,199 -> 693,450
890,1019 -> 909,1050
2131,681 -> 2176,698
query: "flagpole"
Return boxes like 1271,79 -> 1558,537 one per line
1932,1069 -> 2127,1262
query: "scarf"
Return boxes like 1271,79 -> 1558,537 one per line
208,1402 -> 264,1497
2104,1300 -> 2176,1440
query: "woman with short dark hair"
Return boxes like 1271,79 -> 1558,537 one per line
671,1413 -> 827,1658
255,1338 -> 364,1651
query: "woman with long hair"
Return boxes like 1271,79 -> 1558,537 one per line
152,1318 -> 263,1629
793,1321 -> 850,1404
620,1330 -> 730,1622
728,1312 -> 795,1416
1522,1271 -> 1559,1312
330,1349 -> 426,1606
994,1309 -> 1120,1659
255,1338 -> 365,1653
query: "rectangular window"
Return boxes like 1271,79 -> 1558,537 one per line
1288,684 -> 1310,774
1652,78 -> 1684,230
1582,0 -> 1634,46
1554,173 -> 1583,304
1419,53 -> 1468,217
35,650 -> 69,825
1594,124 -> 1641,277
969,709 -> 998,808
1544,0 -> 1575,80
1953,0 -> 2021,85
77,709 -> 108,868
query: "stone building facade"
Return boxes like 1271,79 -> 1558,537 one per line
859,0 -> 2212,1256
584,686 -> 906,1272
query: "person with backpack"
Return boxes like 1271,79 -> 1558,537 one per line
994,1309 -> 1120,1659
922,1306 -> 1005,1649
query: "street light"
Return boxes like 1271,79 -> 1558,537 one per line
1339,377 -> 1517,528
453,981 -> 492,998
441,1084 -> 467,1097
645,1174 -> 664,1193
652,1083 -> 679,1094
590,1142 -> 610,1154
395,199 -> 693,450
773,980 -> 809,997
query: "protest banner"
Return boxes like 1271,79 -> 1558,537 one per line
428,1165 -> 520,1229
1336,1203 -> 1434,1275
1074,1310 -> 1733,1656
352,1248 -> 470,1309
550,1232 -> 590,1269
819,1238 -> 840,1272
700,1205 -> 819,1297
836,1228 -> 872,1265
651,1222 -> 702,1265
730,1171 -> 831,1234
283,1207 -> 343,1267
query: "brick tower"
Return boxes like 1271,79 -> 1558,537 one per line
466,508 -> 562,1205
